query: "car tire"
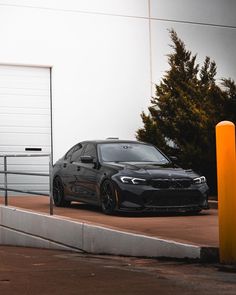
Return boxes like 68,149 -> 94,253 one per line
53,177 -> 71,207
100,180 -> 117,215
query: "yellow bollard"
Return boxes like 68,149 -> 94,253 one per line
216,121 -> 236,264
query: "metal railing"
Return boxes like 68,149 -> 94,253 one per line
0,153 -> 53,215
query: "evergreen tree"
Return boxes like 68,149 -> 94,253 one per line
136,30 -> 236,194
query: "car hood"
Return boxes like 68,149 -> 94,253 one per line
105,161 -> 198,179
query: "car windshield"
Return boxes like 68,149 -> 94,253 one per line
98,143 -> 170,164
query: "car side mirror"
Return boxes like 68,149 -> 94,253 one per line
80,155 -> 94,163
169,156 -> 178,163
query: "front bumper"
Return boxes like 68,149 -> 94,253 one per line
112,180 -> 209,212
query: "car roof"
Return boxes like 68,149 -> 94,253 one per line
80,140 -> 150,145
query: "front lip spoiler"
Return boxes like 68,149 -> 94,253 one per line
118,205 -> 209,213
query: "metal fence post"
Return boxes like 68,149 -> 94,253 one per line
0,153 -> 52,215
4,156 -> 8,206
49,154 -> 53,215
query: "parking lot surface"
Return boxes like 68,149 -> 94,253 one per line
0,246 -> 235,295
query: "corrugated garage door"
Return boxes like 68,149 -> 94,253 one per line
0,65 -> 51,196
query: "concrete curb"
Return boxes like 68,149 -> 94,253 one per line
0,205 -> 218,260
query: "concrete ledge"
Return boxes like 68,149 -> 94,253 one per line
0,205 -> 215,260
0,226 -> 81,252
83,223 -> 200,259
0,206 -> 83,249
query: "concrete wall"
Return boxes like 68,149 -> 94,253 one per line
0,0 -> 150,162
0,205 -> 202,259
151,0 -> 236,85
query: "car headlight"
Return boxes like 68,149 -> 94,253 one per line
120,176 -> 147,185
193,176 -> 206,184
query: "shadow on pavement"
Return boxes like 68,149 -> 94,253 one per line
69,202 -> 211,218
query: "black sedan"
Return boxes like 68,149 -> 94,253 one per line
52,140 -> 209,215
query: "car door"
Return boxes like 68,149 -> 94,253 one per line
62,143 -> 85,198
68,143 -> 86,199
60,145 -> 77,196
73,143 -> 98,203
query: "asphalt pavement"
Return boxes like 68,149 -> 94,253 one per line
0,246 -> 236,295
1,196 -> 235,294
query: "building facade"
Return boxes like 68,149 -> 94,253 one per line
0,0 -> 235,194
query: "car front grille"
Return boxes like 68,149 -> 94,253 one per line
150,178 -> 192,189
143,191 -> 201,207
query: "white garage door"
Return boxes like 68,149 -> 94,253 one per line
0,65 -> 51,196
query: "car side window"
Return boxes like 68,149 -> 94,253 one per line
64,146 -> 75,160
83,143 -> 97,160
71,144 -> 84,162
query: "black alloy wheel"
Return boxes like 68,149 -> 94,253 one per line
53,177 -> 71,207
100,180 -> 117,215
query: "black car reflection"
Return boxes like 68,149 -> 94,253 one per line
52,140 -> 209,215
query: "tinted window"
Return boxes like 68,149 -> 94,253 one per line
99,143 -> 169,164
83,143 -> 97,159
64,146 -> 75,160
71,144 -> 84,162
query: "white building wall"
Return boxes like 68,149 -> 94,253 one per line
0,1 -> 151,162
0,0 -> 235,165
150,0 -> 236,85
151,0 -> 236,27
0,0 -> 148,18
